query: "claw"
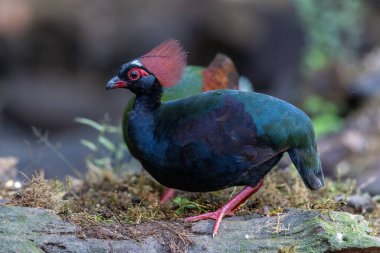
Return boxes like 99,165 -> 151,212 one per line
185,210 -> 234,222
184,180 -> 264,237
185,208 -> 234,236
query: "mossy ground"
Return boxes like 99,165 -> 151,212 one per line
1,163 -> 378,253
4,165 -> 379,238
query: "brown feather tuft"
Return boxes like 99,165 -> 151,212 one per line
202,53 -> 239,91
140,39 -> 187,87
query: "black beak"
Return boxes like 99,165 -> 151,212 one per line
106,76 -> 127,90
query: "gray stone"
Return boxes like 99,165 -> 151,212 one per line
0,206 -> 379,253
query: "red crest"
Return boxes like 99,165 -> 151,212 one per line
140,39 -> 187,87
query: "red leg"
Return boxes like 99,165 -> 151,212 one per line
185,180 -> 263,237
160,188 -> 176,204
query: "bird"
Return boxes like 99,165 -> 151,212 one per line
123,53 -> 250,203
106,39 -> 324,237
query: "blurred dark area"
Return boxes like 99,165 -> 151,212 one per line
0,0 -> 380,193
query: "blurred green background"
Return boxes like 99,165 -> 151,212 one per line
0,0 -> 379,193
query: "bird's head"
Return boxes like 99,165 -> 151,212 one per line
106,39 -> 187,96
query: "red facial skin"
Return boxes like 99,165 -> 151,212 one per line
114,68 -> 149,89
128,68 -> 149,81
114,81 -> 127,88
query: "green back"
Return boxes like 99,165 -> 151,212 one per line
156,90 -> 314,150
161,66 -> 204,102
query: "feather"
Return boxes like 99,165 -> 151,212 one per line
202,53 -> 239,91
140,39 -> 187,87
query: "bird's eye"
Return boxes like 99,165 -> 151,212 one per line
128,68 -> 141,81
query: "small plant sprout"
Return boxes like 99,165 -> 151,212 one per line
74,116 -> 138,176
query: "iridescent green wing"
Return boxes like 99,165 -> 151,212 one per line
161,66 -> 204,102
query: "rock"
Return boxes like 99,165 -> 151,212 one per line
318,98 -> 380,195
0,206 -> 379,253
346,194 -> 374,213
0,206 -> 170,253
190,208 -> 380,253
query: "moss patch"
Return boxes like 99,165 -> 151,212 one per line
8,173 -> 62,211
5,166 -> 379,250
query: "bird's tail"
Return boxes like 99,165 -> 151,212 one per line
288,145 -> 325,190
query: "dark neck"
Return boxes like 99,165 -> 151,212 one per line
128,85 -> 165,162
133,86 -> 163,112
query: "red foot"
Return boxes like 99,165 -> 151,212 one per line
160,188 -> 176,204
185,208 -> 236,237
185,180 -> 264,237
185,210 -> 235,222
